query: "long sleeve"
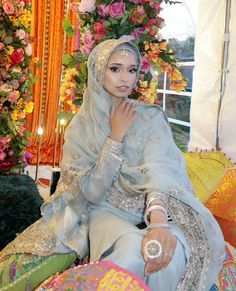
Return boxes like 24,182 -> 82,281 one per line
79,137 -> 123,203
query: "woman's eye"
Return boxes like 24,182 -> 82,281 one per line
129,68 -> 137,73
109,66 -> 120,72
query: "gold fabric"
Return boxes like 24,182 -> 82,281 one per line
183,150 -> 234,203
205,168 -> 236,247
26,0 -> 75,164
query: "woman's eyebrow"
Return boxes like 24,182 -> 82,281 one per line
108,62 -> 137,67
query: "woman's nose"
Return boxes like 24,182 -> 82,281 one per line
120,72 -> 128,82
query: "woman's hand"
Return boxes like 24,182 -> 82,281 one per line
141,228 -> 177,275
109,100 -> 136,142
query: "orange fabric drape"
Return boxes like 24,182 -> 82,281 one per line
26,0 -> 76,164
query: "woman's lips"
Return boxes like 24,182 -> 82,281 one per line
117,86 -> 129,92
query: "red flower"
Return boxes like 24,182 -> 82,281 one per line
93,23 -> 105,34
10,49 -> 24,65
93,23 -> 106,41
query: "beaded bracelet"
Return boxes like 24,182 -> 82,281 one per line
144,204 -> 168,225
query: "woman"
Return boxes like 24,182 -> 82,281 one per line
1,39 -> 225,290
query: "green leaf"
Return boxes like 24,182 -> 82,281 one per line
65,27 -> 74,37
120,15 -> 129,25
62,54 -> 73,65
103,21 -> 111,28
144,71 -> 153,82
4,36 -> 13,45
111,18 -> 118,25
29,75 -> 38,85
62,18 -> 74,36
80,62 -> 87,77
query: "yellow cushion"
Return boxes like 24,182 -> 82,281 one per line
183,150 -> 234,202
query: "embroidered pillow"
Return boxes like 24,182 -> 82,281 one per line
183,150 -> 233,202
210,243 -> 236,290
0,252 -> 76,290
205,168 -> 236,248
35,260 -> 150,290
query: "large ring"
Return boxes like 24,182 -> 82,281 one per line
144,240 -> 162,259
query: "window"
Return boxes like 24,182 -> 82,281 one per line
159,0 -> 199,151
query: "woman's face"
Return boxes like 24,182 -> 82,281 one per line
103,49 -> 138,100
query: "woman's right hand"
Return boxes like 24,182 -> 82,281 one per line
109,100 -> 136,142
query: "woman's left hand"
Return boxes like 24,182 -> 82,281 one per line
141,228 -> 177,275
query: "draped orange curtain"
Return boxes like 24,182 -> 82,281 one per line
26,0 -> 76,164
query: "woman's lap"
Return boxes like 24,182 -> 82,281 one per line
89,209 -> 187,291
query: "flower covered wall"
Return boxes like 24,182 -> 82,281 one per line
60,0 -> 187,116
0,0 -> 35,173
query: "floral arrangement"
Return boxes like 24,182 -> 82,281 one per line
0,0 -> 35,174
60,0 -> 187,114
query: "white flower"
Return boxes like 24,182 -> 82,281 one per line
24,43 -> 32,56
16,29 -> 26,40
79,0 -> 96,13
0,84 -> 13,93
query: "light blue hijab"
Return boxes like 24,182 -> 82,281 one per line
41,38 -> 225,290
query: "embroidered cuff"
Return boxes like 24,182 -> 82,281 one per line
100,137 -> 124,162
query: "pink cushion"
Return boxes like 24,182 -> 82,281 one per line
35,260 -> 150,290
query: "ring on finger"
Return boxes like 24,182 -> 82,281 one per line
163,252 -> 173,258
144,240 -> 162,259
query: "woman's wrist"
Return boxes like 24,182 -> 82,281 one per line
150,210 -> 168,224
109,131 -> 124,142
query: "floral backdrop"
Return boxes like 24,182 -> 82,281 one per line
0,0 -> 35,174
60,0 -> 186,117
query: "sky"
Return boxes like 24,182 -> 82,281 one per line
160,0 -> 200,40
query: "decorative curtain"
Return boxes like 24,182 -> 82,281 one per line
26,0 -> 75,164
189,0 -> 236,162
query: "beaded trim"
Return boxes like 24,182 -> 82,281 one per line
106,187 -> 146,212
165,195 -> 210,290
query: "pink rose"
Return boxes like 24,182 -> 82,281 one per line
137,6 -> 145,15
97,4 -> 110,17
131,27 -> 145,39
81,30 -> 94,53
7,91 -> 18,103
8,150 -> 14,156
150,1 -> 161,11
16,29 -> 26,40
145,19 -> 156,29
129,0 -> 142,3
0,42 -> 4,50
0,135 -> 10,151
140,56 -> 151,72
109,2 -> 125,17
0,152 -> 6,161
79,0 -> 96,13
0,68 -> 8,80
22,151 -> 33,166
3,2 -> 15,15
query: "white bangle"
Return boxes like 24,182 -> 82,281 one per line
146,223 -> 170,230
146,196 -> 165,209
144,205 -> 168,225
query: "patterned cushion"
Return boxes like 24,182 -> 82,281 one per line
205,168 -> 236,248
210,243 -> 236,291
183,151 -> 233,202
35,260 -> 150,290
35,246 -> 236,291
0,252 -> 76,290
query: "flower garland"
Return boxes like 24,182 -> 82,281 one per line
60,0 -> 187,114
0,0 -> 35,174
